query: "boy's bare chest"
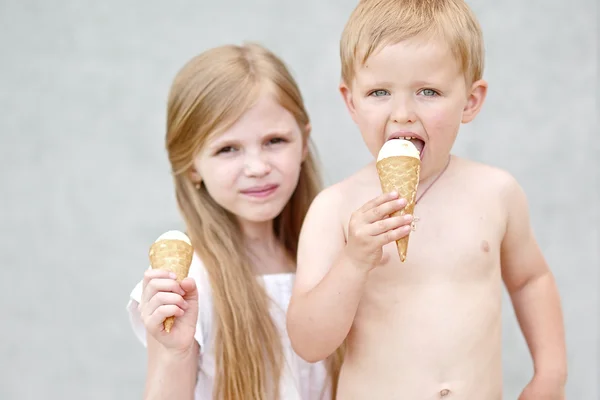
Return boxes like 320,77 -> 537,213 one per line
342,180 -> 506,284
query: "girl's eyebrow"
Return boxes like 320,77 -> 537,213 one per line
264,129 -> 293,136
207,138 -> 238,151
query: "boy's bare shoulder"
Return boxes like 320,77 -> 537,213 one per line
313,163 -> 376,206
305,163 -> 377,228
454,156 -> 520,194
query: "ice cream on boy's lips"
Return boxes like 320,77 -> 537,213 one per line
376,139 -> 421,262
148,230 -> 194,332
377,138 -> 421,161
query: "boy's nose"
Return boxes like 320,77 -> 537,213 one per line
243,154 -> 271,177
391,98 -> 417,124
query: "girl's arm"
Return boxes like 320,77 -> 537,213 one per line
139,272 -> 201,400
144,337 -> 199,400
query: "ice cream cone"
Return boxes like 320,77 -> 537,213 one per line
148,230 -> 193,332
376,140 -> 421,262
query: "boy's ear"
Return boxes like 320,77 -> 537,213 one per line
462,79 -> 488,123
339,81 -> 358,123
302,123 -> 312,161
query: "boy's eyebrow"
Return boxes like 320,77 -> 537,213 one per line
361,78 -> 444,89
412,80 -> 441,87
357,79 -> 396,88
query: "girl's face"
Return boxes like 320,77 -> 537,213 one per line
191,93 -> 308,225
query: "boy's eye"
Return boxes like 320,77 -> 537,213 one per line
420,88 -> 439,97
369,89 -> 390,97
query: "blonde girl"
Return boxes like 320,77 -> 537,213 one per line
126,43 -> 342,400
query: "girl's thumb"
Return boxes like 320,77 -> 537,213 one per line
180,277 -> 198,301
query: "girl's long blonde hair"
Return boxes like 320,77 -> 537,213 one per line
164,43 -> 343,399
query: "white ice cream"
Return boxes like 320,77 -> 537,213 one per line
377,139 -> 420,162
155,230 -> 191,245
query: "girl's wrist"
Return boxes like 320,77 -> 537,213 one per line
158,341 -> 198,364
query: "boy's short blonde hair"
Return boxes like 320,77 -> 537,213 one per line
340,0 -> 485,87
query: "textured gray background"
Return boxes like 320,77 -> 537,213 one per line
0,0 -> 597,399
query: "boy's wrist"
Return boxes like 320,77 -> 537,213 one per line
340,249 -> 374,277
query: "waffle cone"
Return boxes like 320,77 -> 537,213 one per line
376,156 -> 420,262
148,239 -> 194,332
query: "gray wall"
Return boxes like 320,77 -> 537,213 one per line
0,0 -> 597,399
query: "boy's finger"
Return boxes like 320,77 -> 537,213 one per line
364,198 -> 407,223
358,191 -> 399,213
376,225 -> 412,246
367,215 -> 412,235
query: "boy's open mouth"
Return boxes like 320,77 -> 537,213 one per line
393,136 -> 425,159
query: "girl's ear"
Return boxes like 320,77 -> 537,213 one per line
189,166 -> 201,184
302,123 -> 312,161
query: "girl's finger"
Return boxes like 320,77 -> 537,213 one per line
147,305 -> 185,331
144,292 -> 189,318
141,278 -> 185,306
142,269 -> 175,293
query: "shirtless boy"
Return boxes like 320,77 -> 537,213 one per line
287,0 -> 567,399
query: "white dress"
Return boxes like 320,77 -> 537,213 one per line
126,253 -> 330,400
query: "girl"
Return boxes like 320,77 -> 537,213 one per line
126,43 -> 343,399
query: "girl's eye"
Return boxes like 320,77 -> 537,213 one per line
268,137 -> 286,145
420,88 -> 439,97
216,146 -> 236,155
369,89 -> 390,97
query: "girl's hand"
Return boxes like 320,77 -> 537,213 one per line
344,191 -> 413,271
139,269 -> 199,352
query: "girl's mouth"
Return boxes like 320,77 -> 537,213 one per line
240,184 -> 279,198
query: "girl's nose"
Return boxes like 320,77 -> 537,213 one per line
243,153 -> 271,177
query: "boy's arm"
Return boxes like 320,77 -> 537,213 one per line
287,188 -> 370,363
500,176 -> 567,386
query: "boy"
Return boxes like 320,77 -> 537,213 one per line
287,0 -> 567,399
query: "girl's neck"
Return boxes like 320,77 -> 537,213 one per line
240,219 -> 276,249
239,219 -> 294,275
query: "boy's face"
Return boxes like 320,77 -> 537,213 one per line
340,36 -> 487,180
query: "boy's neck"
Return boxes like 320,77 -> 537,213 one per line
419,154 -> 453,187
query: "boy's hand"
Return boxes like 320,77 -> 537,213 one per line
345,191 -> 413,271
518,375 -> 566,400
